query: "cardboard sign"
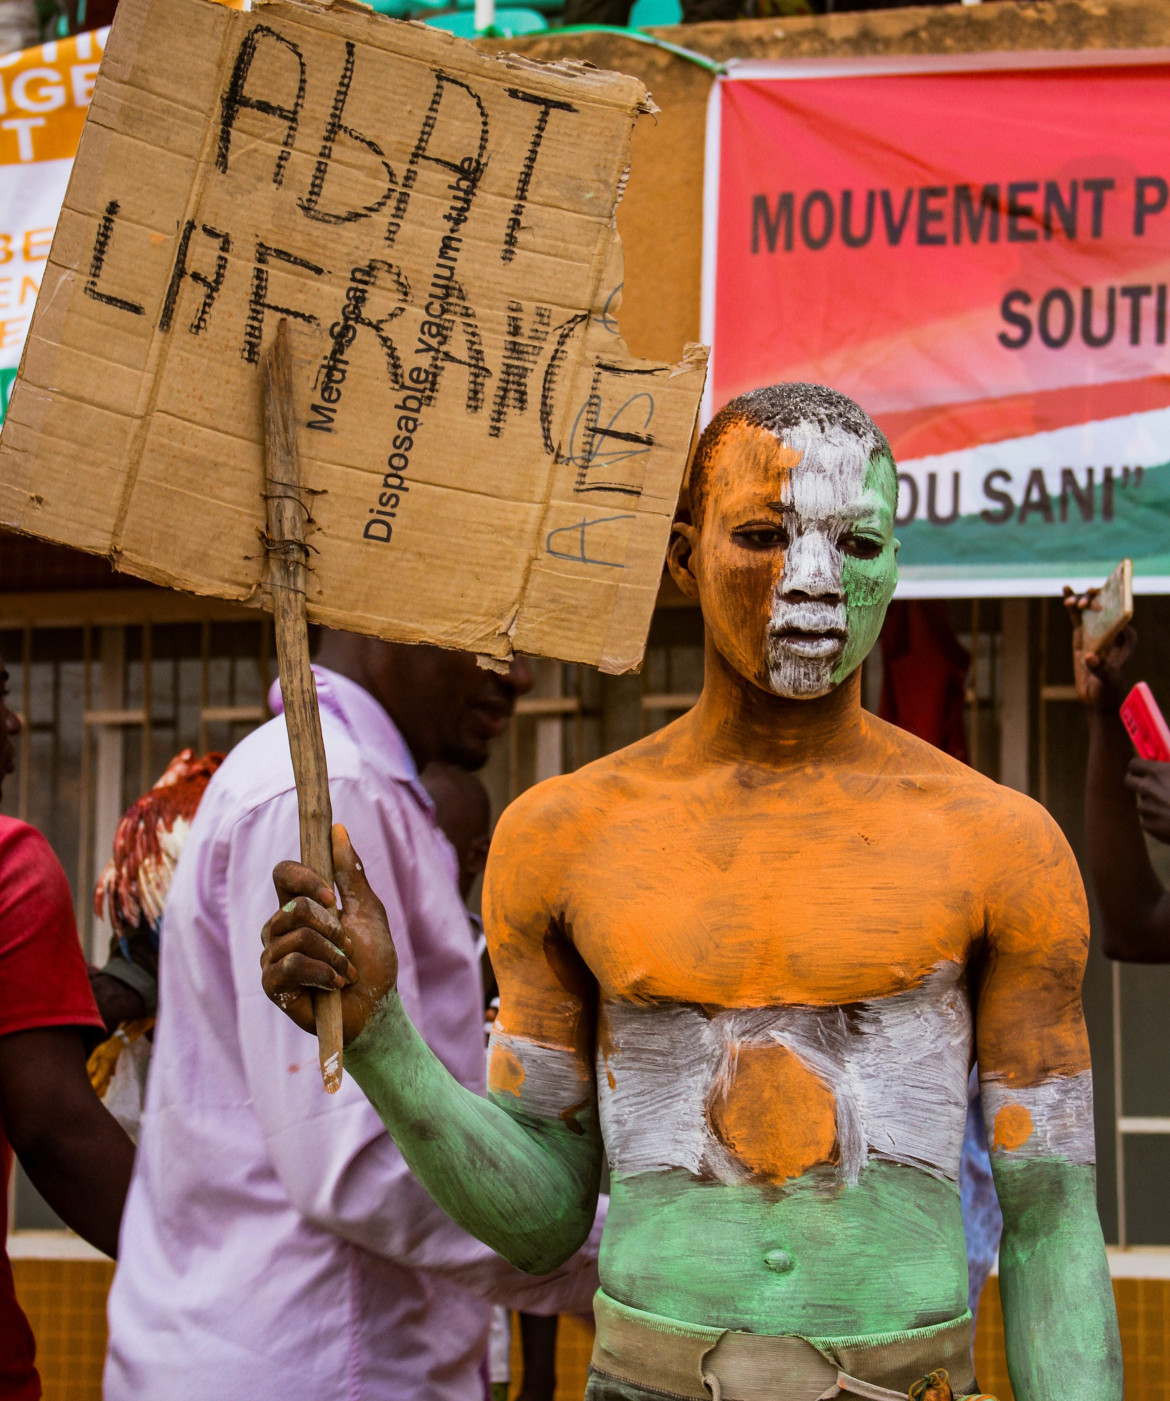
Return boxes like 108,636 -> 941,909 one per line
0,0 -> 706,671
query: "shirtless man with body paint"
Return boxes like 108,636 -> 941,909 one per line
261,385 -> 1121,1401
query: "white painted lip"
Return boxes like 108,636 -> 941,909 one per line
771,630 -> 845,658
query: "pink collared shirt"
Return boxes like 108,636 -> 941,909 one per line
105,668 -> 601,1401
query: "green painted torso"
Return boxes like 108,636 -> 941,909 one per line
600,1163 -> 969,1335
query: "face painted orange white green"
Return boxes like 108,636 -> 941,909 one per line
673,418 -> 899,700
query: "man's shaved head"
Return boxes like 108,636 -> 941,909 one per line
688,383 -> 893,525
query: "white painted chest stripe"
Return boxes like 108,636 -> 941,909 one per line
597,965 -> 973,1186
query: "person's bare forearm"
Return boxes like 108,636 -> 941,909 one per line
0,1027 -> 134,1258
347,992 -> 601,1273
1086,710 -> 1170,959
996,1158 -> 1121,1399
19,1105 -> 133,1257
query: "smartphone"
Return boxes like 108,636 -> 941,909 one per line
1121,682 -> 1170,762
1082,558 -> 1134,657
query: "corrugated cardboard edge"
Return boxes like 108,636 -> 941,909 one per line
596,339 -> 708,675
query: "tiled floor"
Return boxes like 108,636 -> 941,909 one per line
12,1259 -> 1167,1400
972,1277 -> 1014,1399
11,1258 -> 115,1401
972,1275 -> 1170,1401
1116,1279 -> 1170,1401
509,1313 -> 597,1401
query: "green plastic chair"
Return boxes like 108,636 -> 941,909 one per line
424,6 -> 548,33
629,0 -> 682,24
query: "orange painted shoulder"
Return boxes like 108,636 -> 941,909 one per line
861,713 -> 1057,842
484,719 -> 697,948
862,713 -> 994,785
967,773 -> 1091,1086
484,772 -> 586,928
956,763 -> 1087,911
498,721 -> 702,852
484,772 -> 601,1052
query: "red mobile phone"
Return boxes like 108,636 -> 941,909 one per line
1121,683 -> 1170,762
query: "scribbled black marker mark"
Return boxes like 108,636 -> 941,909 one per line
217,24 -> 306,188
441,292 -> 492,414
84,200 -> 144,316
566,392 -> 653,494
539,312 -> 588,453
386,71 -> 489,246
500,88 -> 577,264
569,364 -> 657,496
158,221 -> 230,334
242,240 -> 324,364
489,301 -> 550,437
299,42 -> 395,225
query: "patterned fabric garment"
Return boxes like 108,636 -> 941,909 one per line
959,1068 -> 1004,1322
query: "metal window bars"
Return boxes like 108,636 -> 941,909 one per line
0,592 -> 272,960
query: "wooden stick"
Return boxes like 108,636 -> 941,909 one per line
262,318 -> 344,1094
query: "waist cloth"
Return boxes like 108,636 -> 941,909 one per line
589,1290 -> 993,1401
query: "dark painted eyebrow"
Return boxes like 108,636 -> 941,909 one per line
763,502 -> 883,523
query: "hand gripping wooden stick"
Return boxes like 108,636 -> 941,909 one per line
262,318 -> 344,1093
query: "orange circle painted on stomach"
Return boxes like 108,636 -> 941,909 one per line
992,1102 -> 1034,1152
709,1043 -> 838,1183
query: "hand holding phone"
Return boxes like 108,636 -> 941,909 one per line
1120,683 -> 1170,762
1082,559 -> 1134,657
1065,560 -> 1138,711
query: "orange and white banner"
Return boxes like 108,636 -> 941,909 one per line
0,27 -> 108,414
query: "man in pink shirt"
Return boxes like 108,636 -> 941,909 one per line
105,633 -> 604,1400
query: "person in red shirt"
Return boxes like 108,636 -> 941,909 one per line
0,648 -> 134,1400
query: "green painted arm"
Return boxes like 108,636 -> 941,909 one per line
346,992 -> 602,1274
993,1157 -> 1122,1399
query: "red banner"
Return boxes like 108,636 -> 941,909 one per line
702,54 -> 1170,593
